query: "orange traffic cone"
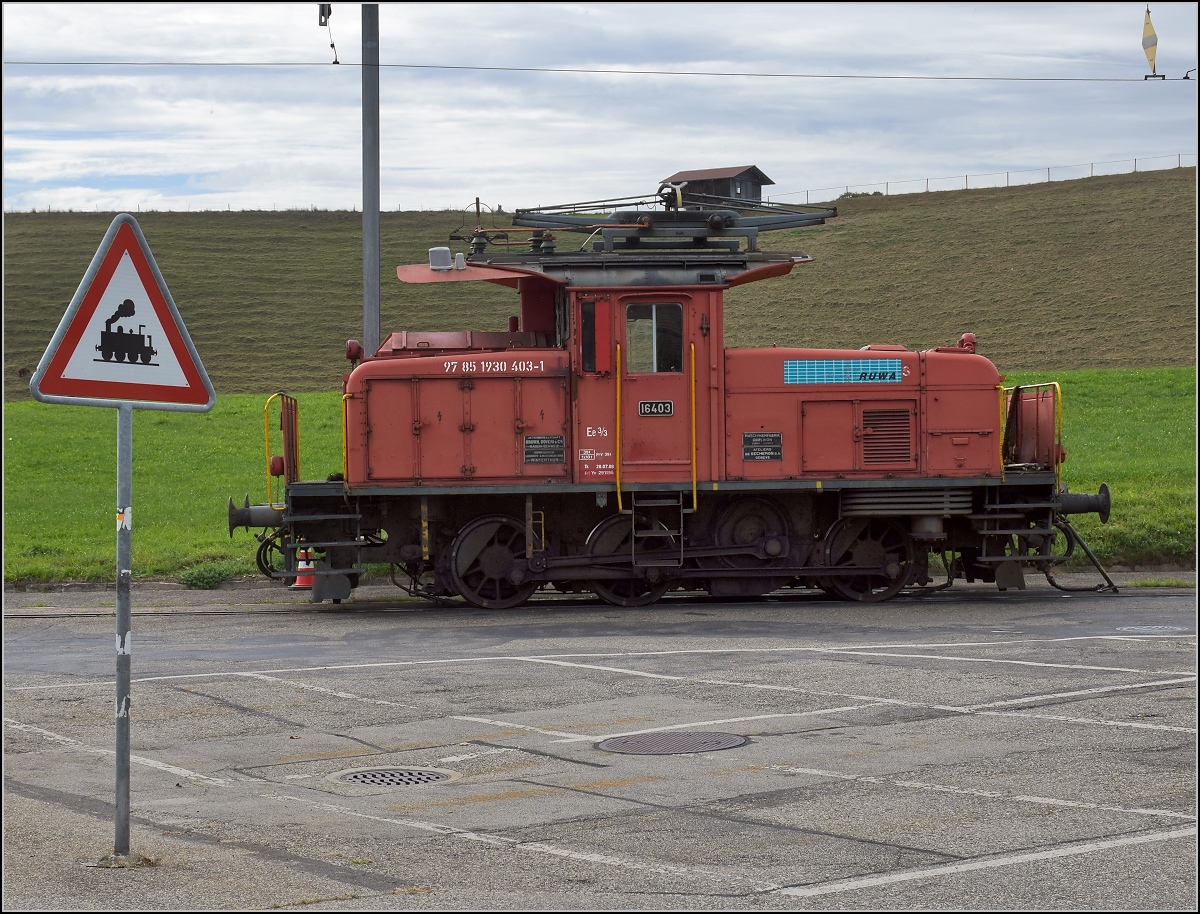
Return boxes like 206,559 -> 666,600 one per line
291,546 -> 314,590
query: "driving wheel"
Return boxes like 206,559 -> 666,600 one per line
823,517 -> 915,602
713,497 -> 789,568
586,513 -> 673,607
449,515 -> 537,609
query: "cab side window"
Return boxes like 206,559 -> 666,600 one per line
625,303 -> 682,373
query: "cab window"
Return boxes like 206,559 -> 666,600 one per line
625,303 -> 682,373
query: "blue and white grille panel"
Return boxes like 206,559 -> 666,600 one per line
783,358 -> 904,385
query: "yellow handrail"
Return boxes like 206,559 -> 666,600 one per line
1052,381 -> 1063,491
690,342 -> 697,511
1001,381 -> 1064,489
341,393 -> 352,482
615,343 -> 623,512
996,385 -> 1006,483
263,393 -> 284,508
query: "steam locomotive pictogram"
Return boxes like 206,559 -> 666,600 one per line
95,298 -> 157,365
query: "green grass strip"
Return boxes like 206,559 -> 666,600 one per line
3,367 -> 1194,586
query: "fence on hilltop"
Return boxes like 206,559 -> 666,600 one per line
767,153 -> 1197,204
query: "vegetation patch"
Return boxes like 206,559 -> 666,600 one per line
1123,578 -> 1194,588
178,559 -> 247,590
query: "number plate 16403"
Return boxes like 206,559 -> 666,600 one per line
638,400 -> 673,417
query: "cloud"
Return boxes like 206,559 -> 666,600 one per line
3,2 -> 1196,212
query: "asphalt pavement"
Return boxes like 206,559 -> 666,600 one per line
3,571 -> 1195,910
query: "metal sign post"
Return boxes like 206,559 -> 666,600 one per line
114,403 -> 133,854
362,2 -> 381,356
30,213 -> 215,859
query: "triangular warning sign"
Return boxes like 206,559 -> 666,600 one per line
31,214 -> 215,411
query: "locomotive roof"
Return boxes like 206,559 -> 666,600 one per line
510,186 -> 834,253
397,186 -> 837,289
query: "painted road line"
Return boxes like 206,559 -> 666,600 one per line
769,765 -> 1196,821
262,793 -> 783,892
549,706 -> 876,744
3,717 -> 229,785
238,671 -> 417,708
514,656 -> 928,707
10,634 -> 1189,690
438,747 -> 518,763
510,657 -> 1195,735
970,708 -> 1195,733
775,826 -> 1198,898
807,648 -> 1194,676
450,715 -> 592,740
948,676 -> 1197,710
12,646 -> 1193,737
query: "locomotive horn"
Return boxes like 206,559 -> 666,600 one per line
228,495 -> 283,536
1059,483 -> 1111,524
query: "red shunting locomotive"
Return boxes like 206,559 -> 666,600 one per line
229,185 -> 1114,606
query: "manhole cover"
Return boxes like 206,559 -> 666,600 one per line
596,732 -> 748,755
335,768 -> 454,786
1117,625 -> 1184,633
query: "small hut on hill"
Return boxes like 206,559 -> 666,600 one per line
659,166 -> 774,201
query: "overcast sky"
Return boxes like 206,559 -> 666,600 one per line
3,2 -> 1196,214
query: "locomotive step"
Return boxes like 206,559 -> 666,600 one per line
634,528 -> 681,538
621,508 -> 695,515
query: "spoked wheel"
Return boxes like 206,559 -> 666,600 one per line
823,517 -> 915,602
708,497 -> 792,597
713,497 -> 789,568
586,513 -> 673,607
449,515 -> 537,609
811,576 -> 844,600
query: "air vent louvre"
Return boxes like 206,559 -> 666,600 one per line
862,409 -> 912,464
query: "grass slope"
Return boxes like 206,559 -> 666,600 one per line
4,169 -> 1196,400
725,168 -> 1197,370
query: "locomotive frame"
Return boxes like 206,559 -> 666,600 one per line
229,185 -> 1115,607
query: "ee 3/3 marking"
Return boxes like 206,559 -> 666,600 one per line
443,359 -> 546,373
